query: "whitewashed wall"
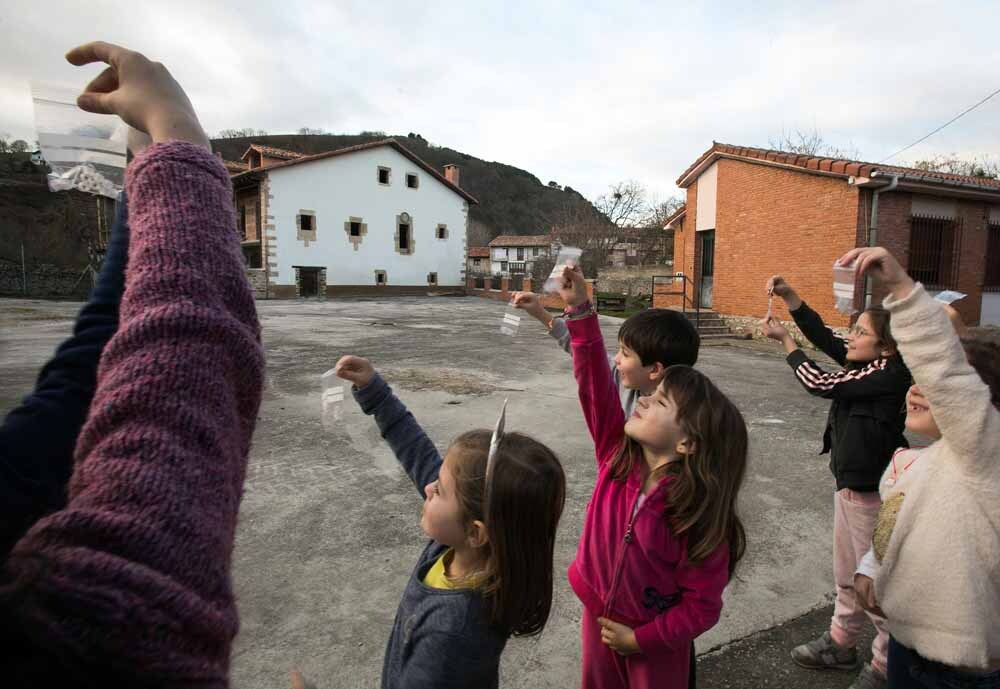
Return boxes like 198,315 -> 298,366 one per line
267,146 -> 468,287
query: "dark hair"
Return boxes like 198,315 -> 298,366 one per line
862,307 -> 899,358
618,309 -> 700,368
448,430 -> 566,637
609,366 -> 747,579
962,338 -> 1000,410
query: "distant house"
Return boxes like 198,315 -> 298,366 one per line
467,246 -> 491,275
228,139 -> 476,298
487,234 -> 556,276
660,142 -> 1000,326
29,150 -> 45,166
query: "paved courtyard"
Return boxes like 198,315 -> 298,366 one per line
1,296 -> 857,688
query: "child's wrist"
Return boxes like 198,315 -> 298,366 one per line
564,300 -> 594,319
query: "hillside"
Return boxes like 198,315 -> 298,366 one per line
210,132 -> 595,243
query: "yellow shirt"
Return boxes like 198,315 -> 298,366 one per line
422,549 -> 481,590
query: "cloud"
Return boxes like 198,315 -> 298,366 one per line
3,0 -> 998,204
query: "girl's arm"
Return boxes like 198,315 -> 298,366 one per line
886,284 -> 1000,468
632,544 -> 729,653
350,370 -> 442,496
567,311 -> 627,464
784,350 -> 910,401
789,301 -> 849,366
1,140 -> 264,685
0,195 -> 129,557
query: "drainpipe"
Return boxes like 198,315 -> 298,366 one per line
864,173 -> 898,307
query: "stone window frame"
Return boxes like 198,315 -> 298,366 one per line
395,212 -> 415,256
406,173 -> 419,189
435,223 -> 448,240
296,209 -> 317,246
344,216 -> 368,251
378,166 -> 391,186
374,269 -> 387,286
427,272 -> 438,285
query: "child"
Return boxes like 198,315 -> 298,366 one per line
0,41 -> 265,686
762,273 -> 911,689
512,292 -> 699,418
844,247 -> 1000,688
556,266 -> 747,689
334,355 -> 566,689
1,191 -> 128,558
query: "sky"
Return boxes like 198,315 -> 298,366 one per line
2,0 -> 999,205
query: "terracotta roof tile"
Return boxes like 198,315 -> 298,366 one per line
487,234 -> 553,247
677,142 -> 1000,194
241,144 -> 304,161
230,139 -> 478,204
467,247 -> 490,257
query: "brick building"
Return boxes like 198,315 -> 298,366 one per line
657,143 -> 1000,327
229,139 -> 476,298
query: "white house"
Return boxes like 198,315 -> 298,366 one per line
487,234 -> 556,277
229,140 -> 476,298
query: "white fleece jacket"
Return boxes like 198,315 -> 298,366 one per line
871,284 -> 1000,669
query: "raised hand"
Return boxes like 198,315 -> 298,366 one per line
334,355 -> 376,390
838,247 -> 915,301
66,41 -> 209,150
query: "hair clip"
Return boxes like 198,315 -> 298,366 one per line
486,399 -> 508,484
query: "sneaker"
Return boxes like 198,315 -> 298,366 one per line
790,631 -> 859,670
847,664 -> 887,689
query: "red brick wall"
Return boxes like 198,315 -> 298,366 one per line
874,193 -> 989,325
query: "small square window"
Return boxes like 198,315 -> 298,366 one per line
473,258 -> 481,266
300,214 -> 314,232
378,167 -> 390,185
501,261 -> 508,272
436,224 -> 447,240
350,221 -> 361,237
533,247 -> 540,257
406,173 -> 418,189
428,272 -> 438,285
375,270 -> 387,285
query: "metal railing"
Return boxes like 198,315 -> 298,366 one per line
651,273 -> 701,328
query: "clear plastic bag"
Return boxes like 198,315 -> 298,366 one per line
500,301 -> 521,337
32,82 -> 128,198
832,261 -> 857,314
543,246 -> 583,293
320,368 -> 345,428
933,290 -> 966,304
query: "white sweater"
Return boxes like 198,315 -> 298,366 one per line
871,284 -> 1000,669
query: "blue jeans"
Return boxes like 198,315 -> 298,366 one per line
889,637 -> 1000,689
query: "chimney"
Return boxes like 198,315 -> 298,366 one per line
444,164 -> 460,187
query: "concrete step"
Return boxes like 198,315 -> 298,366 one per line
696,326 -> 733,335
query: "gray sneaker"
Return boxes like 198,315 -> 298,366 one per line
790,631 -> 859,670
847,664 -> 887,689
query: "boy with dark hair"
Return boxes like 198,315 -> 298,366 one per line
512,293 -> 699,418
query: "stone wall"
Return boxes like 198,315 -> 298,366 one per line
596,264 -> 673,296
0,261 -> 91,298
720,312 -> 846,351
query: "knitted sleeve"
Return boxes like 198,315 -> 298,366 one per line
0,141 -> 264,688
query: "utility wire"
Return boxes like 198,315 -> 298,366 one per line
878,86 -> 1000,163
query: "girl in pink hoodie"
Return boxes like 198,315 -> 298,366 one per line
557,266 -> 748,689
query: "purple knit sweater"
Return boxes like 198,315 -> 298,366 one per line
0,141 -> 264,687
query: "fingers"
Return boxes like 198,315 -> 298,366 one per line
65,41 -> 127,68
84,65 -> 120,95
837,247 -> 866,267
76,90 -> 117,115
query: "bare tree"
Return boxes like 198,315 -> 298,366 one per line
297,127 -> 327,135
216,128 -> 268,139
10,140 -> 29,153
911,153 -> 1000,180
547,201 -> 617,274
593,180 -> 652,228
769,127 -> 860,160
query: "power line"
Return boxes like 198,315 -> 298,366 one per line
878,86 -> 1000,164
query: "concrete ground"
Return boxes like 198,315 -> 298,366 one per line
0,296 -> 879,689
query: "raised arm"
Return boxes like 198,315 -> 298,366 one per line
338,357 -> 441,497
558,268 -> 626,463
766,275 -> 847,365
784,350 -> 908,401
0,194 -> 129,557
846,246 -> 1000,472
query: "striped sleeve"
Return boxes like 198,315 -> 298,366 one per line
786,350 -> 906,400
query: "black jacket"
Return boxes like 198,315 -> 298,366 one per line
0,195 -> 128,558
785,301 -> 911,492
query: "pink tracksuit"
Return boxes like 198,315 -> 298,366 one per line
567,313 -> 730,689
